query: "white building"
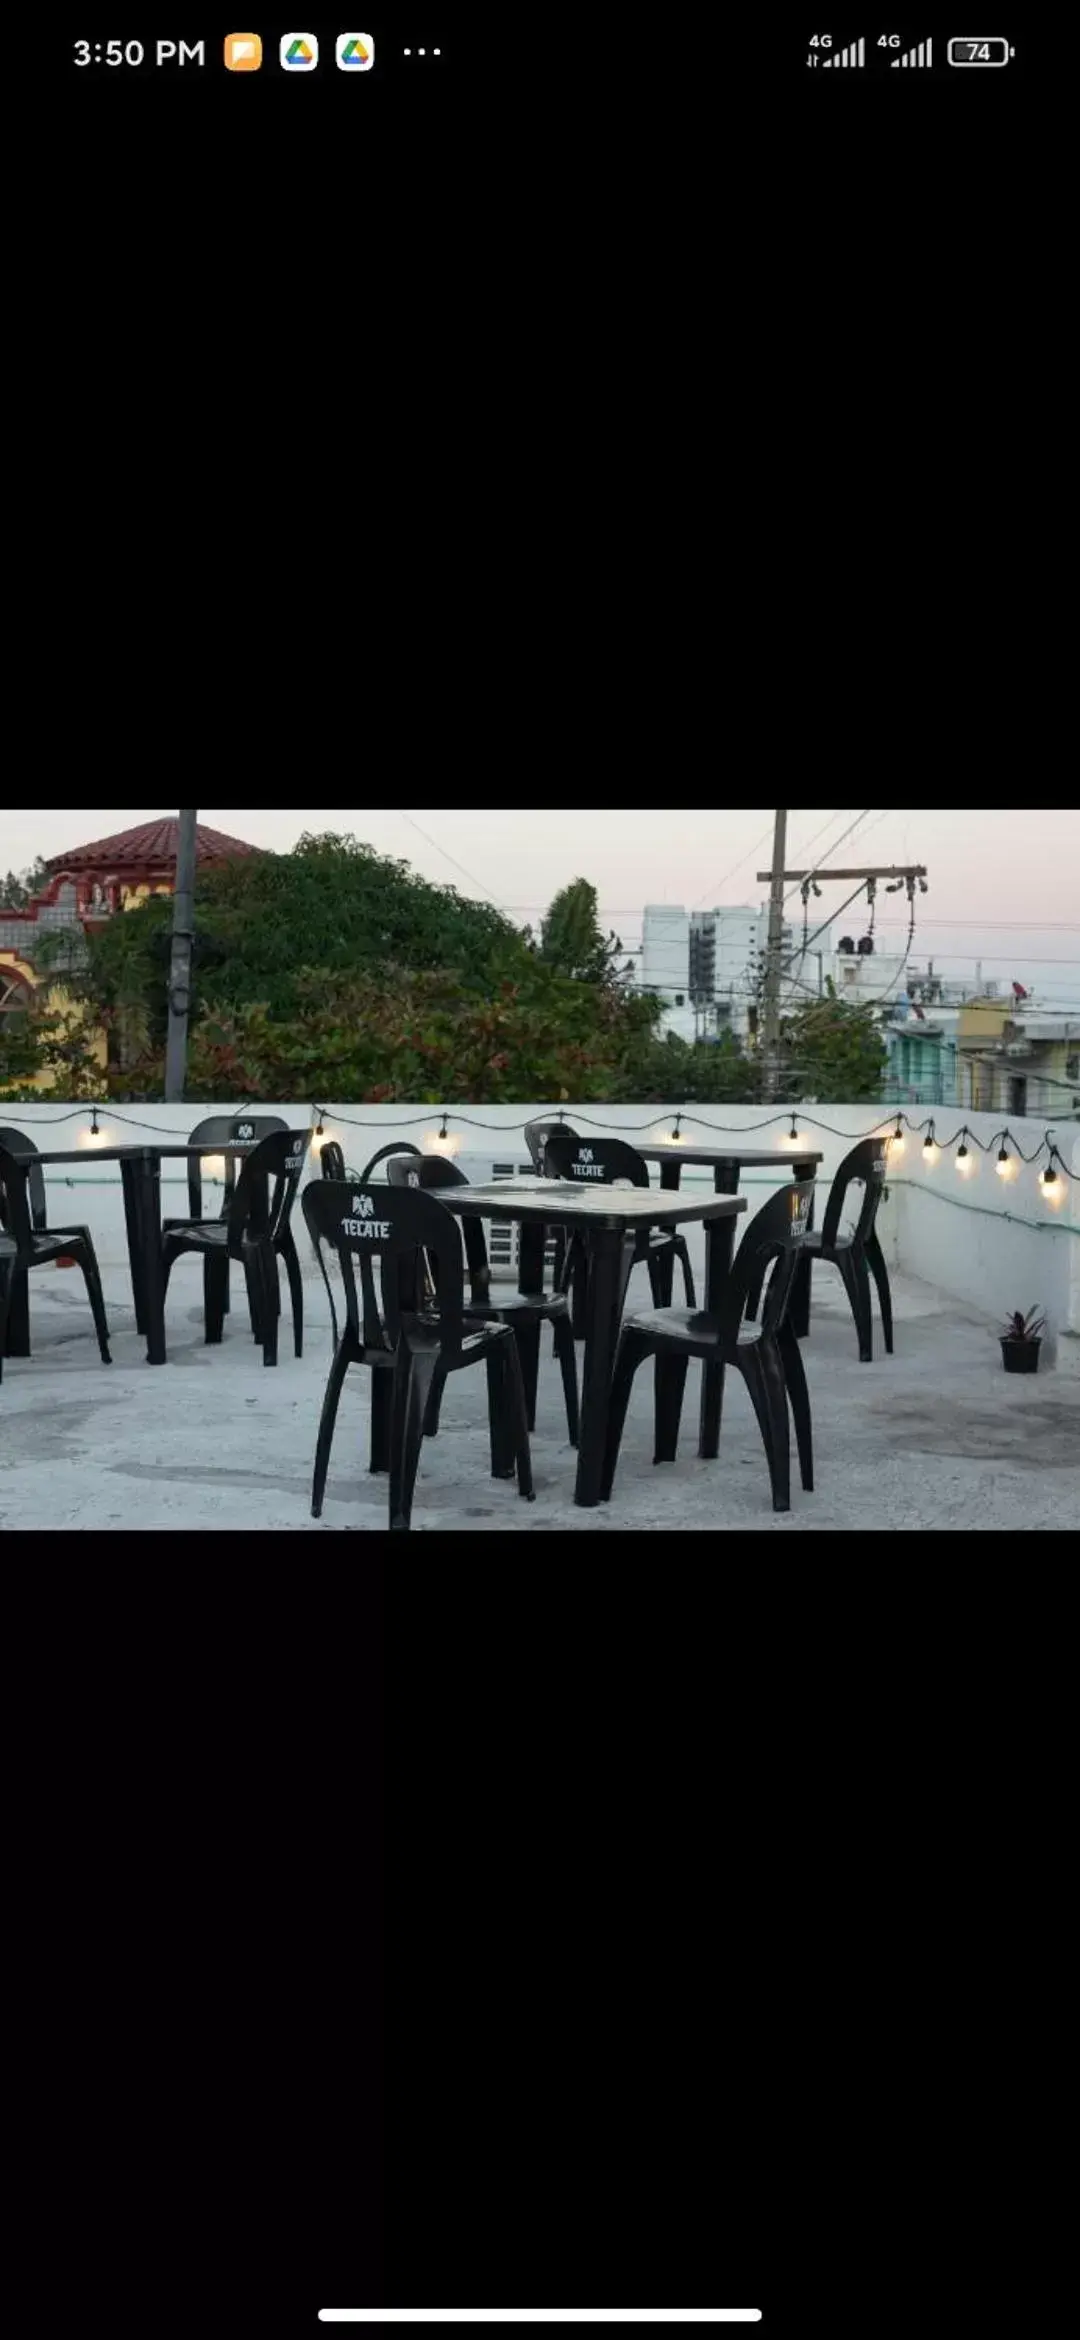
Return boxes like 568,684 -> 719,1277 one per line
641,902 -> 836,1043
639,905 -> 695,1040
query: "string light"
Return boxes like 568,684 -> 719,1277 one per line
922,1119 -> 939,1165
955,1131 -> 973,1176
1039,1141 -> 1066,1206
670,1113 -> 683,1142
426,1112 -> 460,1154
996,1139 -> 1013,1179
887,1115 -> 905,1156
81,1106 -> 106,1147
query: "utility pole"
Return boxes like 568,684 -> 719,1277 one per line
754,854 -> 930,1099
164,809 -> 198,1102
761,808 -> 788,1101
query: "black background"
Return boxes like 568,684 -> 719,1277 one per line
23,1541 -> 1063,2338
41,15 -> 1049,2328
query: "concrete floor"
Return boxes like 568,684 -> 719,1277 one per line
1,1235 -> 1077,1532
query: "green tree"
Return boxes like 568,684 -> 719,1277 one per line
774,985 -> 886,1103
0,856 -> 50,910
539,878 -> 624,986
26,833 -> 667,1102
619,1027 -> 760,1105
0,983 -> 103,1101
187,961 -> 663,1105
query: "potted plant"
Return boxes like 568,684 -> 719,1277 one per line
999,1308 -> 1046,1374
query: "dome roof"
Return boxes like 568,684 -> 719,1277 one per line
46,819 -> 259,871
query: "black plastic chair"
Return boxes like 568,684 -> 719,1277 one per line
161,1127 -> 312,1366
522,1118 -> 580,1310
0,1229 -> 17,1383
601,1181 -> 817,1514
523,1116 -> 579,1171
358,1141 -> 425,1182
313,1142 -> 428,1344
542,1130 -> 698,1321
386,1155 -> 579,1444
163,1114 -> 289,1335
0,1135 -> 112,1364
302,1180 -> 535,1531
744,1137 -> 892,1363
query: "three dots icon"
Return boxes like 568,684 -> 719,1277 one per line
402,48 -> 443,57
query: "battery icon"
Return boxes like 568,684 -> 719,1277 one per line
947,38 -> 1015,66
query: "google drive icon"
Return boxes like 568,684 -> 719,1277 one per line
336,32 -> 375,71
280,32 -> 319,71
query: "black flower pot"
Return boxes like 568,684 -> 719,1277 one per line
1001,1339 -> 1040,1374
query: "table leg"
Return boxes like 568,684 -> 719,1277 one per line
655,1159 -> 682,1306
135,1155 -> 168,1365
699,1174 -> 740,1458
518,1221 -> 546,1300
574,1225 -> 624,1508
4,1262 -> 30,1357
120,1159 -> 147,1334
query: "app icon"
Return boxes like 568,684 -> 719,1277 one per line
336,32 -> 375,71
224,32 -> 263,71
280,32 -> 319,72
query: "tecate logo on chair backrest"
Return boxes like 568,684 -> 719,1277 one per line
288,1137 -> 305,1166
342,1193 -> 390,1238
236,1122 -> 255,1140
338,1207 -> 390,1244
572,1146 -> 604,1178
873,1156 -> 885,1176
791,1189 -> 811,1236
407,1172 -> 420,1187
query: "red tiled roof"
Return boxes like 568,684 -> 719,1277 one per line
46,819 -> 259,871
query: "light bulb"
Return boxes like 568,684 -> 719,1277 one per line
888,1118 -> 904,1155
923,1139 -> 939,1165
426,1116 -> 460,1155
996,1146 -> 1011,1178
956,1140 -> 973,1176
1040,1162 -> 1058,1188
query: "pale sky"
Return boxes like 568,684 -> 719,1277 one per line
3,805 -> 1078,1002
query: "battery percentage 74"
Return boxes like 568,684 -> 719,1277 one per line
947,39 -> 1015,66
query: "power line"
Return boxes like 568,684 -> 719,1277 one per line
398,813 -> 505,908
782,809 -> 876,906
690,818 -> 777,910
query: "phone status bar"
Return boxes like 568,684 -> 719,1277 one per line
801,29 -> 1023,76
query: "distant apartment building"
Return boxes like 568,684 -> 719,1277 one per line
956,1000 -> 1080,1120
642,903 -> 832,1043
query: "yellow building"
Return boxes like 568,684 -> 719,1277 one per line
1,817 -> 257,1090
957,999 -> 1080,1120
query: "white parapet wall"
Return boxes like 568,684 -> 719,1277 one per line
5,1098 -> 1078,1341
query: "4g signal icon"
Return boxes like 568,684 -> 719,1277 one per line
806,35 -> 865,66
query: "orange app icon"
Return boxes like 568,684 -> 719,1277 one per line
224,32 -> 263,71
